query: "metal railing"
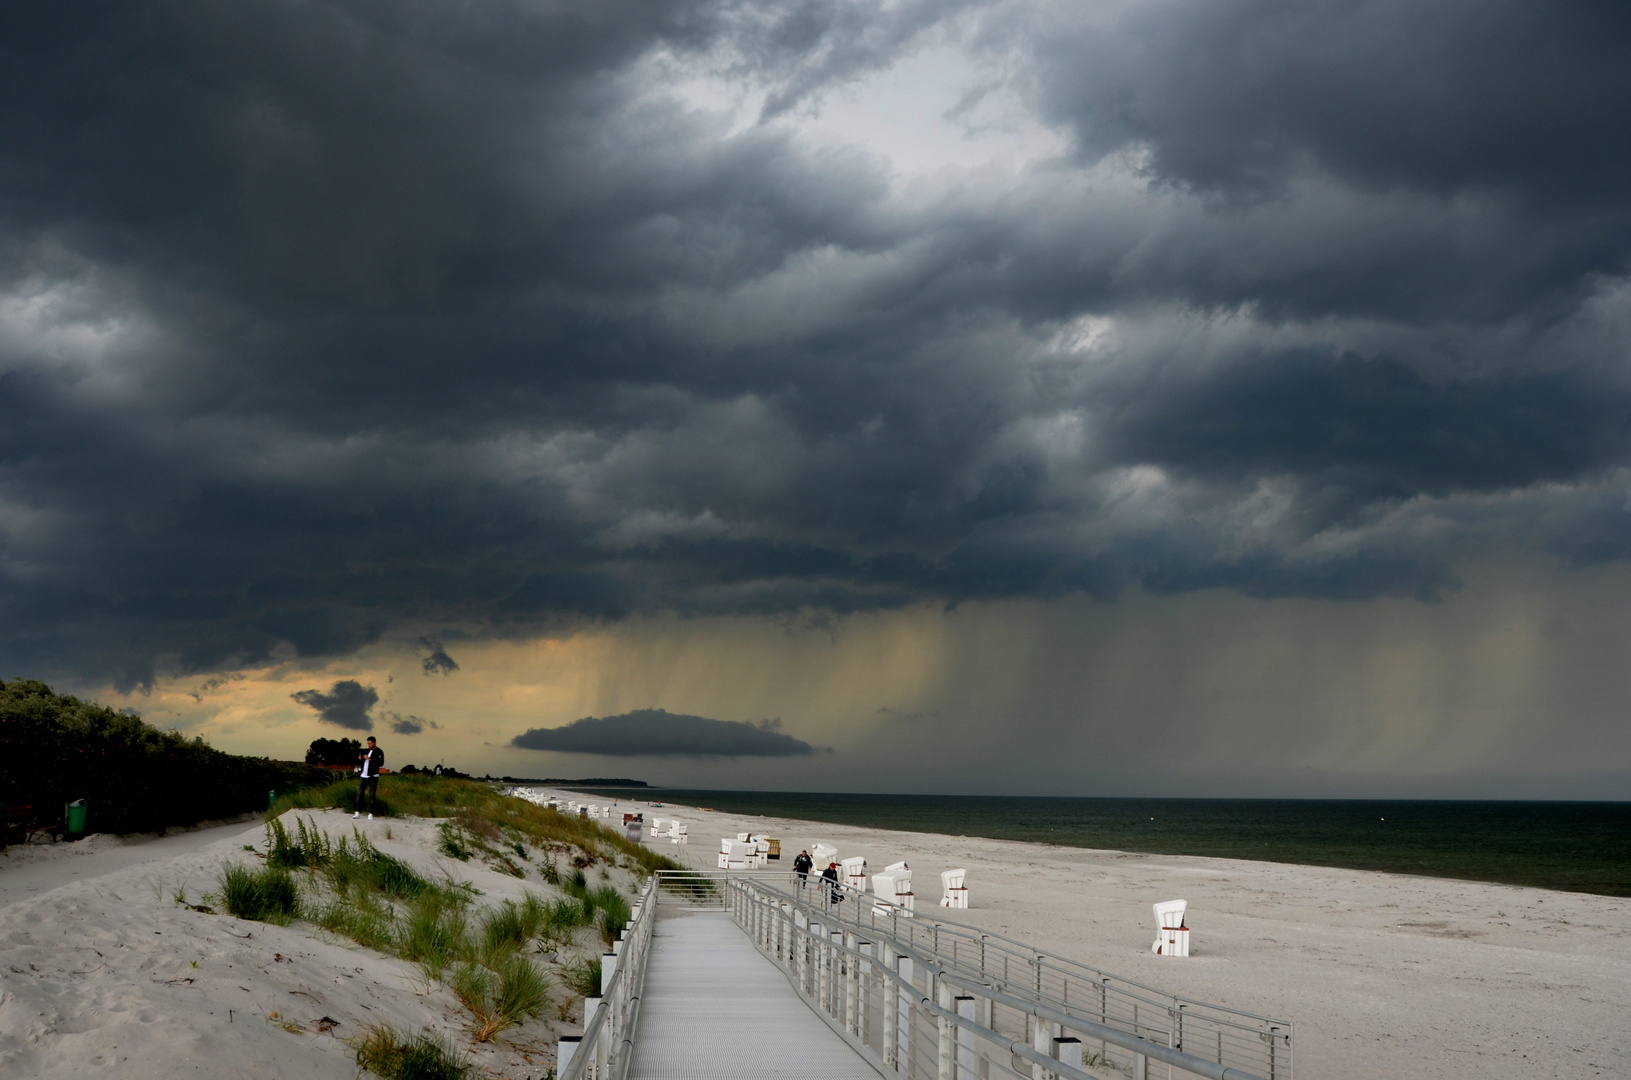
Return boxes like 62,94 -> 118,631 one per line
705,870 -> 1291,1080
557,876 -> 657,1080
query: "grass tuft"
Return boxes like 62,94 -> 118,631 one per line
219,863 -> 300,923
453,954 -> 550,1042
353,1024 -> 470,1080
560,955 -> 602,997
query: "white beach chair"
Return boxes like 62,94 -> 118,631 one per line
940,868 -> 968,909
1152,899 -> 1189,957
840,856 -> 868,893
811,842 -> 838,866
871,866 -> 914,916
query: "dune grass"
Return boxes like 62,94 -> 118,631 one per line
250,780 -> 659,1045
451,952 -> 552,1042
269,773 -> 682,875
353,1024 -> 471,1080
219,863 -> 300,923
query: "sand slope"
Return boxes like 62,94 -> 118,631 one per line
0,810 -> 610,1080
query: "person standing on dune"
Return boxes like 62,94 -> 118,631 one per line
354,736 -> 384,819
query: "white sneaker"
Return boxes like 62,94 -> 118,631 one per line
367,813 -> 374,820
352,812 -> 359,819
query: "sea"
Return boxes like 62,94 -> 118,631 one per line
568,789 -> 1631,897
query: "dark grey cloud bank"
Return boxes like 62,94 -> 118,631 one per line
2,0 -> 1631,687
291,679 -> 379,731
512,709 -> 816,757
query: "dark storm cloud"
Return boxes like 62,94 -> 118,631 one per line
2,0 -> 1631,687
291,680 -> 379,731
511,709 -> 816,757
386,712 -> 437,735
418,638 -> 459,677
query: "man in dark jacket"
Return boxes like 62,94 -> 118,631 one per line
821,860 -> 843,904
793,849 -> 813,887
354,736 -> 384,819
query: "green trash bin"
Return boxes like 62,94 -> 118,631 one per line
65,799 -> 88,840
268,789 -> 278,809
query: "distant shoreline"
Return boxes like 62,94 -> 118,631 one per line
571,787 -> 1631,897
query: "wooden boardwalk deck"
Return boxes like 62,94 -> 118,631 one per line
627,908 -> 880,1080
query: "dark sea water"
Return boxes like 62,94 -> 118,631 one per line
572,789 -> 1631,897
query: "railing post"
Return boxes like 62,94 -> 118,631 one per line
1030,1011 -> 1058,1080
1053,1036 -> 1083,1076
895,954 -> 914,1073
937,981 -> 954,1080
858,940 -> 874,1048
581,996 -> 600,1079
845,931 -> 859,1035
954,994 -> 977,1079
558,1035 -> 579,1077
794,908 -> 808,990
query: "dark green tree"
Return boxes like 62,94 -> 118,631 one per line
305,737 -> 362,766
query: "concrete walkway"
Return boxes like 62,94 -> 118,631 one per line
628,908 -> 880,1080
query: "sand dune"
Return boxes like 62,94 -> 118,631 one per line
0,810 -> 588,1080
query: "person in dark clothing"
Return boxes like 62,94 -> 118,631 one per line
354,736 -> 384,819
793,849 -> 813,888
821,860 -> 843,904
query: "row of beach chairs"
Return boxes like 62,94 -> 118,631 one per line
800,843 -> 969,915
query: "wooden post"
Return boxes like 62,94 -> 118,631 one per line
897,955 -> 915,1073
937,982 -> 955,1080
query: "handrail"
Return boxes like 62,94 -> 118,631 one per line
557,876 -> 658,1080
710,869 -> 1293,1080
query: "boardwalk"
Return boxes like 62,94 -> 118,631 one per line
627,908 -> 880,1080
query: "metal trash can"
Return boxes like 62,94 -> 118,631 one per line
65,799 -> 88,840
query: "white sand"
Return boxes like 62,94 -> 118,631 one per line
633,795 -> 1629,1080
0,808 -> 634,1080
4,793 -> 1624,1079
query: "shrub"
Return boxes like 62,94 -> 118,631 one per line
0,679 -> 331,838
219,863 -> 300,923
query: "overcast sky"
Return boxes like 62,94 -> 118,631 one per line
3,1 -> 1630,797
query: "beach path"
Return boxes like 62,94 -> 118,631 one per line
0,818 -> 262,907
628,906 -> 879,1080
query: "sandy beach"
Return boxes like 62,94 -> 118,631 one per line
2,791 -> 1625,1079
639,794 -> 1626,1080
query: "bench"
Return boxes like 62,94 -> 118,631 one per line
3,805 -> 64,846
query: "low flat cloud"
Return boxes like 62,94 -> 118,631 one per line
290,680 -> 379,731
386,711 -> 437,735
510,708 -> 816,757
